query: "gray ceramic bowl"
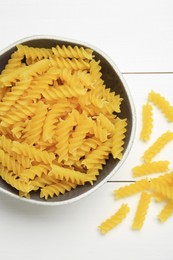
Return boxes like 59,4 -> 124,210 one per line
0,36 -> 136,205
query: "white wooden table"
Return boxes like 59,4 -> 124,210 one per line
0,1 -> 173,259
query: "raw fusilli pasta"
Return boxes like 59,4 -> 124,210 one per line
24,101 -> 48,145
0,166 -> 33,193
150,179 -> 173,200
132,161 -> 169,177
140,103 -> 153,141
49,56 -> 90,71
12,141 -> 55,164
20,165 -> 49,181
0,50 -> 24,75
142,131 -> 173,163
40,181 -> 77,200
158,201 -> 173,222
152,192 -> 167,202
16,44 -> 53,60
148,91 -> 173,122
98,204 -> 130,234
0,148 -> 24,175
114,179 -> 150,199
0,79 -> 31,115
132,192 -> 151,230
52,45 -> 93,60
49,164 -> 87,185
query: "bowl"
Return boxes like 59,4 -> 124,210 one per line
0,35 -> 136,205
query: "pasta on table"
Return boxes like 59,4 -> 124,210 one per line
99,91 -> 173,234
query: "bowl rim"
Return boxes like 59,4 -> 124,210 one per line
0,35 -> 136,206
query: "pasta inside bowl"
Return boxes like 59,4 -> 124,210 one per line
0,36 -> 136,205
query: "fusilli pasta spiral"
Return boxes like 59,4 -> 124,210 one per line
114,179 -> 150,199
140,103 -> 153,141
98,204 -> 130,234
132,192 -> 151,230
12,141 -> 55,164
52,45 -> 93,60
158,201 -> 173,222
16,44 -> 53,60
49,164 -> 87,185
132,161 -> 169,177
0,166 -> 33,193
40,181 -> 77,200
148,91 -> 173,122
142,131 -> 173,163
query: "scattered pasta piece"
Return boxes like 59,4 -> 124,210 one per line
98,204 -> 130,234
140,103 -> 153,141
132,192 -> 151,230
114,179 -> 150,199
132,161 -> 169,177
142,131 -> 173,163
150,178 -> 173,200
152,192 -> 167,202
158,201 -> 173,222
148,91 -> 173,122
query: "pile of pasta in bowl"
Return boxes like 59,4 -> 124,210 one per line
0,42 -> 129,201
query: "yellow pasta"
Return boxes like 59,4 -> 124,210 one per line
82,140 -> 111,169
16,44 -> 53,60
0,87 -> 9,101
152,192 -> 167,202
0,101 -> 36,128
98,204 -> 130,234
0,50 -> 24,75
140,103 -> 153,141
89,59 -> 104,88
68,118 -> 94,155
0,134 -> 30,168
153,172 -> 173,185
52,45 -> 93,60
0,166 -> 33,193
12,141 -> 55,164
0,43 -> 128,200
0,78 -> 32,116
132,192 -> 151,230
142,131 -> 173,163
112,118 -> 127,160
148,91 -> 173,122
42,103 -> 63,143
20,165 -> 49,181
114,179 -> 150,199
24,101 -> 48,145
0,148 -> 24,175
132,161 -> 169,177
158,201 -> 173,222
49,56 -> 90,71
150,179 -> 173,200
40,181 -> 77,200
49,164 -> 87,185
